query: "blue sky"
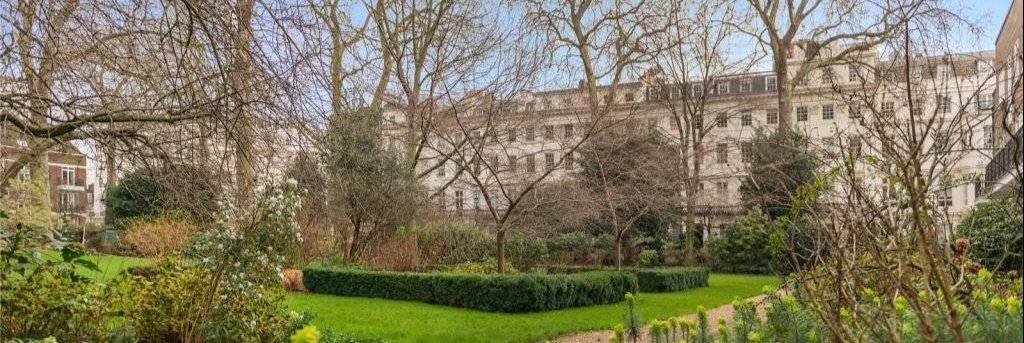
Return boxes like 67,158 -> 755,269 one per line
965,0 -> 1014,49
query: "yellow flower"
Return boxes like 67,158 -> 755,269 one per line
1006,296 -> 1021,313
289,325 -> 321,343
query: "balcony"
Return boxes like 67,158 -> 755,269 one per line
984,126 -> 1023,197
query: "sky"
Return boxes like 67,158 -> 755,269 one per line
962,0 -> 1014,50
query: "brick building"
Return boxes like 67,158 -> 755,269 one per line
1,137 -> 96,225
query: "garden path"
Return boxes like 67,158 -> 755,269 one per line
549,294 -> 768,343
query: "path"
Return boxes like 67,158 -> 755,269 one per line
549,295 -> 768,343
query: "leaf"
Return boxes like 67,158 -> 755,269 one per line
61,245 -> 86,262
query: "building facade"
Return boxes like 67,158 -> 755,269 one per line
1,138 -> 98,225
383,48 -> 996,234
987,0 -> 1023,198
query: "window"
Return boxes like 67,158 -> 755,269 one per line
848,65 -> 860,82
624,92 -> 635,102
18,168 -> 29,181
15,139 -> 27,148
526,102 -> 536,112
544,125 -> 555,140
717,82 -> 730,94
716,114 -> 727,128
796,106 -> 808,122
526,154 -> 536,173
849,136 -> 862,156
473,193 -> 481,210
937,96 -> 951,114
984,126 -> 994,148
437,163 -> 446,177
525,126 -> 536,141
545,152 -> 555,170
740,79 -> 751,92
693,115 -> 703,129
976,60 -> 993,74
509,155 -> 518,173
473,158 -> 482,175
765,76 -> 777,91
508,128 -> 517,142
822,104 -> 835,120
715,182 -> 728,197
849,105 -> 862,119
490,155 -> 500,170
977,93 -> 993,111
59,192 -> 76,209
767,109 -> 779,125
455,191 -> 464,210
61,167 -> 75,186
881,102 -> 895,115
911,101 -> 923,116
936,187 -> 953,207
796,74 -> 809,86
821,68 -> 834,84
565,152 -> 575,169
692,85 -> 704,97
716,143 -> 728,164
564,124 -> 574,138
489,131 -> 499,143
936,64 -> 952,79
741,111 -> 752,126
741,142 -> 752,163
911,66 -> 923,79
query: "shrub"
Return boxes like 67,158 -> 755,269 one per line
707,208 -> 772,274
955,197 -> 1023,272
634,267 -> 709,292
637,249 -> 659,267
415,223 -> 493,265
122,213 -> 198,257
302,267 -> 638,312
105,165 -> 221,228
0,242 -> 110,342
506,232 -> 549,271
445,259 -> 519,274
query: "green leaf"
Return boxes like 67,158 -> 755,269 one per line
61,245 -> 86,262
75,259 -> 101,272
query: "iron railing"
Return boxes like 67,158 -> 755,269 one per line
985,126 -> 1023,192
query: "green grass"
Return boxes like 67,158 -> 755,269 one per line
39,249 -> 151,282
285,273 -> 778,343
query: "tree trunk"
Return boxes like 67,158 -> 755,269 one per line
496,230 -> 507,273
231,0 -> 257,204
774,46 -> 794,136
684,184 -> 698,264
348,219 -> 362,259
614,233 -> 623,271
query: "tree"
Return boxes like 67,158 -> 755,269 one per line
742,0 -> 928,133
707,207 -> 772,274
955,197 -> 1023,273
648,0 -> 760,263
0,178 -> 59,230
325,109 -> 422,259
104,165 -> 221,228
576,130 -> 681,270
739,129 -> 817,218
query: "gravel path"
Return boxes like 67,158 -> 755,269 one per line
548,295 -> 768,343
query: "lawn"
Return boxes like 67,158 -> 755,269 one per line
285,273 -> 778,343
39,249 -> 151,282
48,251 -> 777,342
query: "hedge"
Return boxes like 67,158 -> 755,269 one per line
634,267 -> 709,292
302,267 -> 639,312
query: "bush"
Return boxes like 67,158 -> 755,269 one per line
506,233 -> 549,271
415,223 -> 493,265
302,267 -> 638,312
633,267 -> 709,292
707,208 -> 772,274
637,249 -> 659,267
105,165 -> 221,228
445,259 -> 519,274
122,214 -> 198,257
955,197 -> 1023,272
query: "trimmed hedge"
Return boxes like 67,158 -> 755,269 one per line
302,268 -> 638,312
634,267 -> 709,292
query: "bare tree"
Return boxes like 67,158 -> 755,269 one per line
648,0 -> 761,264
